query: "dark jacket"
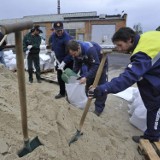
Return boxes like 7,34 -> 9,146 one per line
23,32 -> 41,54
51,30 -> 73,63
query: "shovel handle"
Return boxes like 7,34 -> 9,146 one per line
15,31 -> 29,140
0,35 -> 7,46
0,21 -> 33,34
78,49 -> 112,131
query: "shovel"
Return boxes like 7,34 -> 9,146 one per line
1,21 -> 42,157
69,48 -> 112,146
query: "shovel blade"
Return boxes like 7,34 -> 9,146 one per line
17,136 -> 42,157
69,130 -> 83,146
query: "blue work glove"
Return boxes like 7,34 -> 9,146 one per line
88,86 -> 107,98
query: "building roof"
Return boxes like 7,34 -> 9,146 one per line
0,11 -> 125,25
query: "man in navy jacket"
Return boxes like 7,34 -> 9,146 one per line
89,27 -> 160,143
51,21 -> 73,99
67,40 -> 108,116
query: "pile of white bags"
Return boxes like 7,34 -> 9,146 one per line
114,87 -> 147,132
4,40 -> 55,72
4,50 -> 17,71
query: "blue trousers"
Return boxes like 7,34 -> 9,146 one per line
86,67 -> 108,113
137,79 -> 160,141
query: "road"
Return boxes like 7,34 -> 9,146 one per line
108,52 -> 130,71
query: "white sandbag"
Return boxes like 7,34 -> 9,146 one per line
128,88 -> 143,115
129,105 -> 147,132
4,49 -> 14,55
8,58 -> 17,71
43,61 -> 50,70
41,39 -> 46,45
48,62 -> 55,70
4,50 -> 16,60
113,87 -> 136,102
40,45 -> 46,50
39,54 -> 50,61
66,82 -> 87,109
113,87 -> 147,132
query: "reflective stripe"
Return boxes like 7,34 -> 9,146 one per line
85,41 -> 93,47
154,108 -> 160,130
152,52 -> 160,66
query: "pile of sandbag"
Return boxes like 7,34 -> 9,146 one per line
4,40 -> 55,72
4,50 -> 17,71
114,87 -> 147,132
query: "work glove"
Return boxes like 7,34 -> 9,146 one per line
27,45 -> 32,50
58,61 -> 66,70
88,86 -> 107,98
79,77 -> 86,84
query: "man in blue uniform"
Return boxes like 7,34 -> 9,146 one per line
50,21 -> 73,99
67,40 -> 108,116
89,27 -> 160,142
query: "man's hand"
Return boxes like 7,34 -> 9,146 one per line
58,61 -> 66,70
79,77 -> 86,84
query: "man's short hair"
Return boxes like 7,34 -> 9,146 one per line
67,40 -> 79,51
31,25 -> 43,33
112,27 -> 135,42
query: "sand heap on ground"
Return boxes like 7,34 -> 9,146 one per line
0,64 -> 142,160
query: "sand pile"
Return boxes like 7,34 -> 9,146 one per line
0,64 -> 142,160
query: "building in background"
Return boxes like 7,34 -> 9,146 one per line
0,11 -> 127,46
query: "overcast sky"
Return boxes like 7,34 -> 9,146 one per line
1,0 -> 159,32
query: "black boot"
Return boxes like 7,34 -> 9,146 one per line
55,93 -> 65,99
132,135 -> 159,143
132,136 -> 144,143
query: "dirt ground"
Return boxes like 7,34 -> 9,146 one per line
0,63 -> 143,160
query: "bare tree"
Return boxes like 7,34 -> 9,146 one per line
156,26 -> 160,31
133,23 -> 143,34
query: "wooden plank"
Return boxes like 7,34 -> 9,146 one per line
153,142 -> 160,157
154,142 -> 160,151
138,139 -> 160,160
41,72 -> 58,84
41,69 -> 54,73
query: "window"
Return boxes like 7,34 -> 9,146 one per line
91,25 -> 115,44
77,34 -> 84,41
65,29 -> 76,39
